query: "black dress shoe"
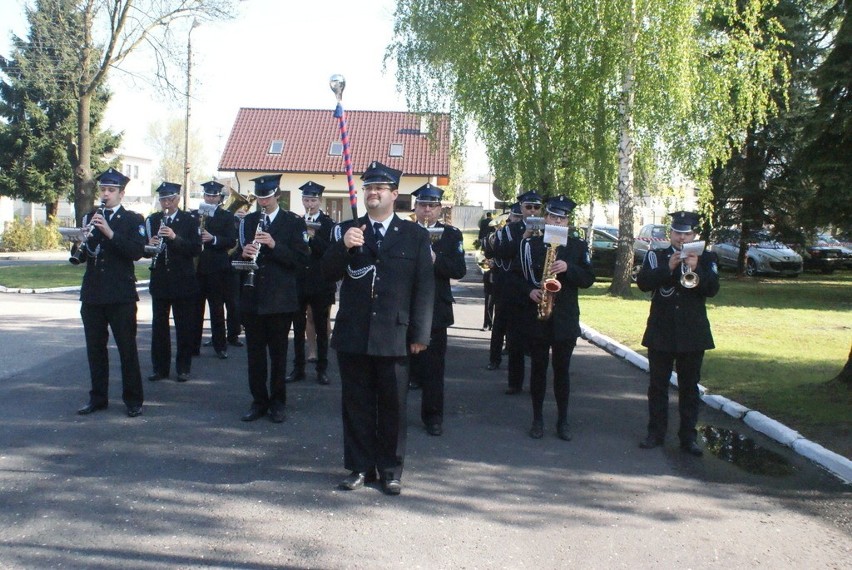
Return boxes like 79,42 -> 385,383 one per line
639,434 -> 664,449
680,440 -> 704,457
381,474 -> 402,496
285,369 -> 305,383
241,407 -> 267,422
486,361 -> 500,371
126,405 -> 143,417
339,471 -> 368,490
408,381 -> 421,390
316,371 -> 330,385
269,406 -> 286,424
216,350 -> 229,360
203,340 -> 214,347
556,421 -> 572,441
77,402 -> 107,415
228,338 -> 244,347
529,421 -> 544,439
176,372 -> 190,383
147,373 -> 167,382
426,423 -> 443,436
504,387 -> 522,395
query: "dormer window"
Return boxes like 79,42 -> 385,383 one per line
389,143 -> 404,158
268,140 -> 284,154
328,141 -> 343,156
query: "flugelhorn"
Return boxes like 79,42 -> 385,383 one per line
427,227 -> 444,243
680,262 -> 699,288
67,201 -> 107,265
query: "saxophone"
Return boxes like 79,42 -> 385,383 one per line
537,244 -> 562,321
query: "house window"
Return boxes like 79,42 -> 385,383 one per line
133,165 -> 139,179
328,141 -> 343,156
268,140 -> 284,154
389,143 -> 404,158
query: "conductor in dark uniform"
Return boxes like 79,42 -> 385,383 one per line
492,191 -> 545,394
146,182 -> 202,383
408,183 -> 466,436
193,180 -> 237,359
287,181 -> 337,385
76,168 -> 147,417
636,210 -> 719,456
507,196 -> 595,440
234,174 -> 310,423
321,161 -> 435,495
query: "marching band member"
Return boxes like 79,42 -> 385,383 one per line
146,182 -> 201,384
507,196 -> 594,440
484,202 -> 522,371
76,168 -> 147,417
287,181 -> 337,385
234,174 -> 310,423
321,161 -> 434,496
408,183 -> 467,436
637,211 -> 719,456
193,181 -> 237,360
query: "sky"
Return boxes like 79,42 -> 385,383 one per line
0,0 -> 488,178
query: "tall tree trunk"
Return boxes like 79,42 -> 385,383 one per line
737,127 -> 764,277
833,344 -> 852,385
609,0 -> 637,298
73,92 -> 95,227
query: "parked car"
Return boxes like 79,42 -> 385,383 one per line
583,227 -> 619,277
816,234 -> 852,269
631,224 -> 670,280
710,229 -> 803,277
594,224 -> 619,239
801,244 -> 845,274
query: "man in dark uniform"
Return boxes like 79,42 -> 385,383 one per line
492,191 -> 544,394
145,182 -> 202,383
507,196 -> 595,440
636,210 -> 719,457
478,211 -> 494,244
193,180 -> 237,359
484,203 -> 522,370
408,183 -> 467,436
321,161 -> 435,496
234,174 -> 310,424
76,168 -> 147,417
287,181 -> 337,385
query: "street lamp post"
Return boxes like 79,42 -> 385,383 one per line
183,19 -> 200,211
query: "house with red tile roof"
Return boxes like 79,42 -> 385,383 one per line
218,108 -> 451,221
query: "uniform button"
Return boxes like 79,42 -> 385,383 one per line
372,312 -> 377,316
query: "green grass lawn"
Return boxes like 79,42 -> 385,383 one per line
462,229 -> 480,252
0,262 -> 151,288
581,272 -> 852,457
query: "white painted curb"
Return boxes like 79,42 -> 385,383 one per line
580,322 -> 852,485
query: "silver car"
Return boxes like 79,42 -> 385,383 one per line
710,229 -> 802,277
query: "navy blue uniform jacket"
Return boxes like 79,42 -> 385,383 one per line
321,215 -> 435,357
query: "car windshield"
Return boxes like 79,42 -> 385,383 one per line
749,232 -> 786,249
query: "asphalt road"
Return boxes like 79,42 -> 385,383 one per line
0,257 -> 849,569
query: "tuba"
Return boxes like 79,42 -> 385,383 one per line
223,187 -> 253,214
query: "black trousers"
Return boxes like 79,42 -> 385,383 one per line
195,270 -> 228,352
151,296 -> 196,377
529,339 -> 575,424
81,302 -> 143,407
226,271 -> 242,341
291,293 -> 332,372
646,348 -> 704,444
242,310 -> 293,410
409,327 -> 447,425
489,300 -> 507,365
337,352 -> 409,480
505,304 -> 526,391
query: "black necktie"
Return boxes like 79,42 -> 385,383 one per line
103,209 -> 113,221
373,222 -> 384,248
263,214 -> 271,230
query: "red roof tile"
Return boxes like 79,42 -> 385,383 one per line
218,108 -> 450,178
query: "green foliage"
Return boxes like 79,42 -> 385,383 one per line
0,261 -> 151,288
0,217 -> 62,252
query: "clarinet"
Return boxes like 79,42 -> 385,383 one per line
148,211 -> 172,270
231,207 -> 266,287
69,201 -> 107,265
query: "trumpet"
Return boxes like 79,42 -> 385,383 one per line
680,262 -> 699,289
231,207 -> 266,287
525,216 -> 545,237
67,201 -> 107,265
427,227 -> 444,244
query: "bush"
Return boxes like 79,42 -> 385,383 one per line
0,217 -> 63,252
